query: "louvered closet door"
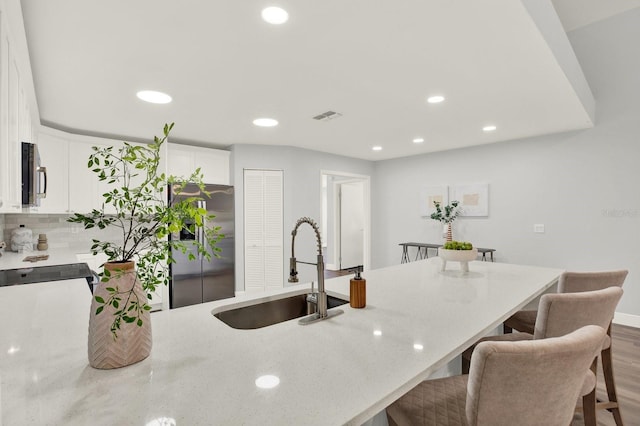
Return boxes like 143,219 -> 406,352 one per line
244,170 -> 283,292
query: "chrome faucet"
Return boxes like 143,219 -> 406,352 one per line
289,217 -> 343,325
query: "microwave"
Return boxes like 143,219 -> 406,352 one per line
21,142 -> 47,206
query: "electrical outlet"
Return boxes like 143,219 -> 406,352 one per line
533,224 -> 545,233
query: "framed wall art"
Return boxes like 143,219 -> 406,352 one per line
451,183 -> 489,217
419,186 -> 448,217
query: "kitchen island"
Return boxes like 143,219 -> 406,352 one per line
0,258 -> 562,425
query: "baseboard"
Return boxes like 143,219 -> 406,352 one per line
613,312 -> 640,329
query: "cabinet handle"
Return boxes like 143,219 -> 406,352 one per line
37,166 -> 48,199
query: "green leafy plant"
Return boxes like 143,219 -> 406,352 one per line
430,200 -> 460,224
68,123 -> 223,336
443,241 -> 473,250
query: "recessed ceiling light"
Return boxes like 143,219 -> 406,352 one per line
372,146 -> 383,151
413,138 -> 424,144
253,118 -> 279,127
136,90 -> 172,104
255,375 -> 280,389
483,125 -> 497,132
413,343 -> 424,351
373,329 -> 382,336
427,95 -> 445,104
262,7 -> 289,24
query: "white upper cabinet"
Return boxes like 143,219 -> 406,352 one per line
29,126 -> 168,215
68,140 -> 99,214
0,3 -> 40,213
68,138 -> 123,215
167,143 -> 230,184
0,24 -> 21,212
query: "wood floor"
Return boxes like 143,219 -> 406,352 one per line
572,324 -> 640,426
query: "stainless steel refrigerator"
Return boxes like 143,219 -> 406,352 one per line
169,183 -> 235,308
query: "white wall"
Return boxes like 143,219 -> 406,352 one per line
372,8 -> 640,318
231,144 -> 374,291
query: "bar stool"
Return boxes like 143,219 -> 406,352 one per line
503,270 -> 628,425
387,326 -> 606,426
462,287 -> 623,426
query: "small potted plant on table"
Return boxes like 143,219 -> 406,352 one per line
430,200 -> 460,242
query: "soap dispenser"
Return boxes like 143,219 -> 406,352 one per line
350,270 -> 366,309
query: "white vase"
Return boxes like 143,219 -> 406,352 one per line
443,223 -> 453,242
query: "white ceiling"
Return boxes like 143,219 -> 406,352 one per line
19,1 -> 627,161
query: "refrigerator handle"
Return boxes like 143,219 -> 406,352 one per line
198,200 -> 206,255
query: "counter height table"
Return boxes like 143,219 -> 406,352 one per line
0,258 -> 560,425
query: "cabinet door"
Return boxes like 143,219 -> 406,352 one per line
198,149 -> 230,184
68,140 -> 122,214
167,143 -> 230,184
32,133 -> 69,213
68,141 -> 98,213
166,144 -> 195,178
0,29 -> 11,211
0,55 -> 22,212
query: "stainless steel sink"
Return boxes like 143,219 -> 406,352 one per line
213,293 -> 349,329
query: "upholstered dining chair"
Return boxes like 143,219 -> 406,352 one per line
503,270 -> 628,426
503,270 -> 628,334
387,325 -> 606,426
462,286 -> 623,426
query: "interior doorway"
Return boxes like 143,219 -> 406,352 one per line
339,180 -> 364,270
320,170 -> 370,273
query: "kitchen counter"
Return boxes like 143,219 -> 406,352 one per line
0,258 -> 562,425
0,247 -> 85,270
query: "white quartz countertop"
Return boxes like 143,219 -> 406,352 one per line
0,258 -> 563,425
0,247 -> 87,269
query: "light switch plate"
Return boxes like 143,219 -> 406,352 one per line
533,224 -> 545,233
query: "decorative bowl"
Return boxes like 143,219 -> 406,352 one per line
438,248 -> 478,273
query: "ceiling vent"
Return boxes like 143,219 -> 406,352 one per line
313,111 -> 342,121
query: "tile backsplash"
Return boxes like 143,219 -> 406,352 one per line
0,214 -> 4,247
2,214 -> 121,253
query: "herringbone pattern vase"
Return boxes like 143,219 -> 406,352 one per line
88,262 -> 152,369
